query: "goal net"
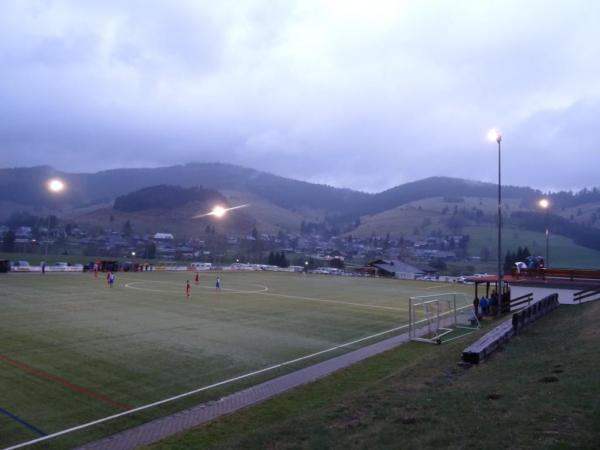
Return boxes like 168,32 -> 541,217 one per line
408,293 -> 479,344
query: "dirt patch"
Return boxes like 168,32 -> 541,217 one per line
394,416 -> 417,425
330,416 -> 363,430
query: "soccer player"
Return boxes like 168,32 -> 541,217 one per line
215,277 -> 221,291
108,272 -> 115,288
195,272 -> 200,285
186,280 -> 192,298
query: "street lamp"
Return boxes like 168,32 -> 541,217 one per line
539,198 -> 550,267
488,129 -> 503,308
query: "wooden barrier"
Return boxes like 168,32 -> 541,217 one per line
462,293 -> 559,364
512,267 -> 600,281
512,294 -> 559,332
461,319 -> 514,364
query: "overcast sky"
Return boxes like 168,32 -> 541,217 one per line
1,0 -> 599,192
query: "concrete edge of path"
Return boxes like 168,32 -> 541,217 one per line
75,330 -> 416,450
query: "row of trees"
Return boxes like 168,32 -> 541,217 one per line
503,246 -> 532,272
511,211 -> 600,251
267,251 -> 289,267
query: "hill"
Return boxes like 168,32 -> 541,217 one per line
0,163 -> 371,215
113,185 -> 226,212
3,163 -> 600,264
3,163 -> 600,220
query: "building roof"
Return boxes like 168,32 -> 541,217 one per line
154,233 -> 174,240
368,259 -> 425,275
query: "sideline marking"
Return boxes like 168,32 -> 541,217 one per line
424,284 -> 455,290
0,406 -> 47,437
0,356 -> 131,412
260,291 -> 406,312
124,280 -> 405,312
123,280 -> 269,295
5,313 -> 461,450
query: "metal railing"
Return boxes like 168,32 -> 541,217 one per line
573,286 -> 600,304
509,292 -> 533,311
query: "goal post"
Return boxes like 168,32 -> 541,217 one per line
408,292 -> 479,344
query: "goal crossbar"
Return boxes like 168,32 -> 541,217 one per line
408,292 -> 478,344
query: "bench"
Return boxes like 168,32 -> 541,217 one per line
462,293 -> 559,364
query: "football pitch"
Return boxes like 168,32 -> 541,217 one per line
0,271 -> 471,449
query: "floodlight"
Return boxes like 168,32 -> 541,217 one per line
487,128 -> 502,143
48,179 -> 65,193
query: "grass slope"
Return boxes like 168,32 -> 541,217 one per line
349,196 -> 524,239
466,226 -> 600,268
148,301 -> 600,450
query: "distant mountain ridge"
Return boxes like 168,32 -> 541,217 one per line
0,163 -> 597,219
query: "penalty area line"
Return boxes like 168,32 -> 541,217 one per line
5,321 -> 421,450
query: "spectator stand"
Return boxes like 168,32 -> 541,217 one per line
466,275 -> 514,314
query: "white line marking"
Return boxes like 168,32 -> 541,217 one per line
4,313 -> 446,450
122,278 -> 269,294
424,284 -> 455,290
260,291 -> 406,312
123,280 -> 405,312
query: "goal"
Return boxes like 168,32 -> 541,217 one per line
408,293 -> 479,344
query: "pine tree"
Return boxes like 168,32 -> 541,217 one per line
2,230 -> 16,252
122,220 -> 133,237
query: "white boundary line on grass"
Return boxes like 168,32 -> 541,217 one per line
123,279 -> 407,312
4,310 -> 459,450
260,291 -> 407,312
124,280 -> 269,295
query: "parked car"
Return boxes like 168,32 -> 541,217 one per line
10,260 -> 30,267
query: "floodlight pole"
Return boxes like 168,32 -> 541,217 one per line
45,215 -> 50,255
496,135 -> 503,311
545,206 -> 550,267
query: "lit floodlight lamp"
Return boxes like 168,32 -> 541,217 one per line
212,206 -> 226,218
48,179 -> 65,193
193,203 -> 249,219
487,128 -> 502,143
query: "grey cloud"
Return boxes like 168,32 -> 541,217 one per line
1,0 -> 599,193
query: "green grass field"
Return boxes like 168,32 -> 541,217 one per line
0,271 -> 471,449
148,300 -> 600,450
